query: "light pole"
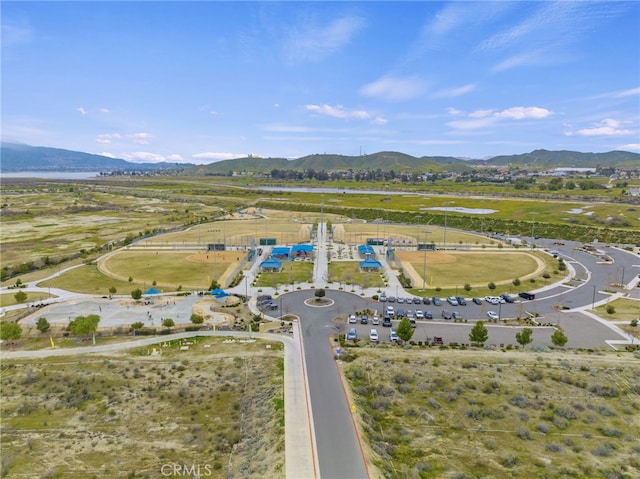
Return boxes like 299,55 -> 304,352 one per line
530,212 -> 537,249
592,284 -> 596,309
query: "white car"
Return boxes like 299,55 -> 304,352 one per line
348,314 -> 357,323
447,296 -> 459,306
487,311 -> 499,320
415,309 -> 424,319
372,316 -> 380,325
484,296 -> 501,305
369,329 -> 379,342
390,329 -> 399,342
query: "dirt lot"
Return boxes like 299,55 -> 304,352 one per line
0,338 -> 285,478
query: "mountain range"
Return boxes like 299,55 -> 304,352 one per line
1,142 -> 638,174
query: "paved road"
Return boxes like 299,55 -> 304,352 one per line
283,290 -> 372,479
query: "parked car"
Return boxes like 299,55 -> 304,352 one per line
390,329 -> 399,342
397,297 -> 405,303
456,296 -> 467,306
433,336 -> 444,345
415,309 -> 424,319
487,311 -> 499,320
442,310 -> 453,320
388,296 -> 396,303
409,318 -> 416,328
406,310 -> 414,319
501,293 -> 514,303
422,297 -> 431,305
472,297 -> 482,305
413,297 -> 422,304
379,294 -> 387,302
346,328 -> 357,341
446,296 -> 459,306
484,296 -> 501,305
372,316 -> 380,325
382,316 -> 392,327
396,308 -> 405,318
425,311 -> 433,319
519,291 -> 535,300
432,297 -> 442,306
386,306 -> 395,315
369,329 -> 379,342
360,315 -> 369,324
452,311 -> 461,320
348,314 -> 357,323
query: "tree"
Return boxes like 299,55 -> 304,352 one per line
315,289 -> 326,301
551,329 -> 568,348
130,321 -> 144,332
131,288 -> 143,301
14,291 -> 27,303
516,328 -> 533,348
487,282 -> 496,290
512,278 -> 521,286
162,318 -> 175,327
109,286 -> 117,295
190,314 -> 204,325
128,276 -> 133,283
68,314 -> 100,338
396,318 -> 414,342
209,279 -> 220,291
464,283 -> 472,292
0,321 -> 22,350
469,321 -> 489,346
36,317 -> 50,333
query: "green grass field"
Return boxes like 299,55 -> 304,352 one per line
253,261 -> 314,288
327,262 -> 386,289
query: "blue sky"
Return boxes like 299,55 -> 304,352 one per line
2,1 -> 639,164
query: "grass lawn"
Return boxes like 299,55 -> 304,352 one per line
100,250 -> 231,290
0,291 -> 53,308
341,347 -> 640,479
328,262 -> 386,289
594,297 -> 640,322
39,264 -> 146,295
254,261 -> 314,288
0,338 -> 285,478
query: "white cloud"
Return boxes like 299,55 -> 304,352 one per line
306,104 -> 371,120
95,132 -> 152,144
433,84 -> 476,98
446,106 -> 552,130
495,106 -> 552,120
128,132 -> 153,144
360,76 -> 426,102
192,152 -> 243,161
100,108 -> 110,113
96,133 -> 121,144
1,21 -> 33,47
76,107 -> 87,116
285,14 -> 366,63
166,154 -> 184,162
121,152 -> 165,163
618,143 -> 640,152
98,152 -> 117,158
571,118 -> 633,137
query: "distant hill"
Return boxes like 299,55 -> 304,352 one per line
2,142 -> 637,173
481,149 -> 639,168
0,142 -> 191,172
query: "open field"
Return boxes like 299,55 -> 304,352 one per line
396,250 -> 546,289
253,261 -> 314,288
327,262 -> 386,289
100,250 -> 242,290
595,298 -> 640,322
338,223 -> 493,247
340,347 -> 640,479
0,337 -> 285,479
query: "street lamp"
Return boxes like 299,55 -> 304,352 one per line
422,230 -> 431,290
530,212 -> 537,249
443,201 -> 454,250
592,284 -> 596,309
